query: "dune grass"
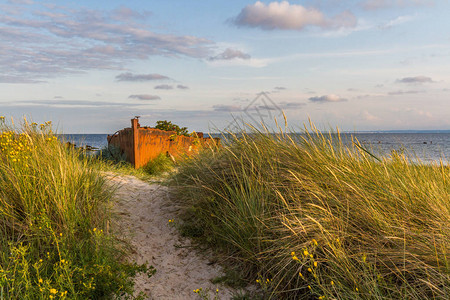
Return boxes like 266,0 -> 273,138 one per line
172,122 -> 450,299
0,119 -> 152,299
93,146 -> 174,181
142,153 -> 175,176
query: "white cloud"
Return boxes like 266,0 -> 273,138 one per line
128,94 -> 161,100
0,5 -> 213,81
233,1 -> 357,31
396,76 -> 434,84
154,84 -> 173,90
362,110 -> 380,121
8,0 -> 33,4
213,104 -> 243,112
309,94 -> 347,103
116,73 -> 170,82
380,15 -> 416,29
388,90 -> 425,95
362,0 -> 433,10
406,108 -> 433,118
207,57 -> 272,68
208,48 -> 251,61
6,100 -> 143,108
111,6 -> 151,21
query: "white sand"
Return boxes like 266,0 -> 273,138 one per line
107,174 -> 236,300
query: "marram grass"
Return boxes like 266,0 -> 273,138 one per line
0,118 -> 151,299
172,122 -> 450,299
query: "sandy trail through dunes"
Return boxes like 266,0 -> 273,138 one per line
107,174 -> 235,300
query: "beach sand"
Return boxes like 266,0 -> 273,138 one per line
107,174 -> 236,300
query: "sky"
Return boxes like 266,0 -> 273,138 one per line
1,0 -> 449,133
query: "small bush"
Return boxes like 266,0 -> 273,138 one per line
155,120 -> 188,136
143,153 -> 174,176
98,144 -> 128,163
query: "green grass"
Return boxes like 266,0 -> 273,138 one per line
0,119 -> 153,299
93,146 -> 174,180
172,122 -> 450,299
142,153 -> 175,176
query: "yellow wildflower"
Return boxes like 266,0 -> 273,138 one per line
50,288 -> 57,294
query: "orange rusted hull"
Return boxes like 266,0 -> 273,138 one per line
108,118 -> 220,168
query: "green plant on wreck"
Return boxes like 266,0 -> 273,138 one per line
155,120 -> 189,136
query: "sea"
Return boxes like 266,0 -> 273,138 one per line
61,132 -> 450,164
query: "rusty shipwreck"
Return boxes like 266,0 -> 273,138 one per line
107,118 -> 220,168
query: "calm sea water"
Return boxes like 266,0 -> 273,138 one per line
61,133 -> 450,164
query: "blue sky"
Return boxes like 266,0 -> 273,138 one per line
1,0 -> 449,133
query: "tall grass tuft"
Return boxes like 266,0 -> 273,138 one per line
172,122 -> 450,299
142,153 -> 174,176
0,118 -> 151,299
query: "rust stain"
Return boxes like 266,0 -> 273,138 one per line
108,118 -> 220,168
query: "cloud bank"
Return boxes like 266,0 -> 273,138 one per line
309,94 -> 347,103
396,76 -> 434,84
154,84 -> 173,90
209,48 -> 251,61
233,1 -> 357,31
128,94 -> 161,100
116,73 -> 170,82
362,0 -> 433,10
0,4 -> 213,81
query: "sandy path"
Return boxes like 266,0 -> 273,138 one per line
107,174 -> 235,300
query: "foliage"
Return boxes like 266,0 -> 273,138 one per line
172,122 -> 450,299
155,120 -> 188,136
0,118 -> 154,299
97,144 -> 128,164
142,153 -> 174,176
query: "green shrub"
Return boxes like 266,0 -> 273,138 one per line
155,120 -> 188,136
172,123 -> 450,299
0,119 -> 153,299
143,153 -> 174,176
98,145 -> 128,163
